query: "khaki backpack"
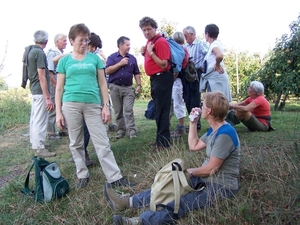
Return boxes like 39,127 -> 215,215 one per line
150,158 -> 205,218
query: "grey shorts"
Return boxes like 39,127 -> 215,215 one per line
241,114 -> 269,132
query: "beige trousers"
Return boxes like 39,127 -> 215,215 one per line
30,94 -> 48,149
62,102 -> 123,182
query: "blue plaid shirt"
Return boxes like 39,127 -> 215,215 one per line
186,39 -> 208,69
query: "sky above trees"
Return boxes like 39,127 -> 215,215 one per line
1,0 -> 300,87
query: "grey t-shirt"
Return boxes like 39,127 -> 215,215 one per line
200,123 -> 241,190
28,45 -> 50,95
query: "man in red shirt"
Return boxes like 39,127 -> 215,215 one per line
226,81 -> 272,131
139,16 -> 173,151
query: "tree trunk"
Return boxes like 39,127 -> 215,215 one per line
278,94 -> 288,111
274,91 -> 282,111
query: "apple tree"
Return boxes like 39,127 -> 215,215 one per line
224,50 -> 263,100
0,41 -> 9,90
252,14 -> 300,110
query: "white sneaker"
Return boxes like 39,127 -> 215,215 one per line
34,148 -> 56,157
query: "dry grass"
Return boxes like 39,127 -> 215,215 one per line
0,91 -> 300,224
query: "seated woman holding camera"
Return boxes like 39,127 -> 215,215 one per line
226,80 -> 273,132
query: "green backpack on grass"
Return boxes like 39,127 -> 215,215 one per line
21,156 -> 70,203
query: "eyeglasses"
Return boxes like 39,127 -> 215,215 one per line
78,39 -> 91,44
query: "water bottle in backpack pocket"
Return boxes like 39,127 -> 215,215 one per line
21,156 -> 70,203
42,162 -> 70,200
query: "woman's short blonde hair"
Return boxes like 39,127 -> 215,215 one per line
204,91 -> 229,121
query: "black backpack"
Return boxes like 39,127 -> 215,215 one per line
144,99 -> 156,120
183,58 -> 198,83
21,45 -> 34,88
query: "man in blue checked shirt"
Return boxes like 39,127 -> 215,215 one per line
183,26 -> 208,130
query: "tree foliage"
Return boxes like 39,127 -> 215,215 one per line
250,14 -> 300,110
0,41 -> 9,90
157,18 -> 178,37
224,50 -> 263,100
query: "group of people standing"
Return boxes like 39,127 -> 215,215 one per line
24,15 -> 272,225
106,16 -> 272,225
144,21 -> 233,152
24,25 -> 139,189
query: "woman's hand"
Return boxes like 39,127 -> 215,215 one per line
214,64 -> 224,74
101,106 -> 111,124
56,112 -> 65,131
189,107 -> 202,123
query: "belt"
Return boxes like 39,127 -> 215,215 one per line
110,83 -> 131,87
150,70 -> 170,76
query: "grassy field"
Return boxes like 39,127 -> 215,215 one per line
0,89 -> 300,225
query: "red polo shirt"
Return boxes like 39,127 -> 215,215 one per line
144,34 -> 171,76
245,95 -> 271,126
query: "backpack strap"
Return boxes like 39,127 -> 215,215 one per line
21,156 -> 38,196
171,162 -> 181,219
154,162 -> 183,220
152,35 -> 162,44
152,36 -> 176,72
151,36 -> 162,56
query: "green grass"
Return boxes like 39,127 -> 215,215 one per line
0,88 -> 31,132
0,89 -> 300,224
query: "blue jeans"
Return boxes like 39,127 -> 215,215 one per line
150,71 -> 173,147
132,177 -> 238,225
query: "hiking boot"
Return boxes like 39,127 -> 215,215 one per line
104,182 -> 130,211
129,134 -> 137,139
171,124 -> 185,138
110,177 -> 135,188
108,124 -> 118,131
116,132 -> 125,139
44,143 -> 51,148
34,148 -> 56,157
48,134 -> 62,140
58,131 -> 68,136
85,153 -> 94,167
76,178 -> 89,188
113,215 -> 141,225
129,131 -> 137,139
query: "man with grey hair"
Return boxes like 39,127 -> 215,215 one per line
183,26 -> 208,130
27,30 -> 56,157
226,81 -> 273,132
46,33 -> 68,140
